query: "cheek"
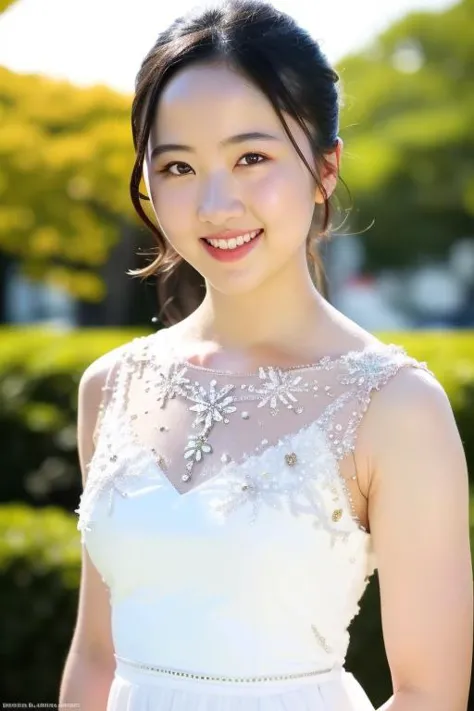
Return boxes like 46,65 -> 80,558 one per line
253,166 -> 314,224
149,180 -> 195,238
251,176 -> 284,214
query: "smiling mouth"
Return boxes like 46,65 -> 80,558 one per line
201,229 -> 263,251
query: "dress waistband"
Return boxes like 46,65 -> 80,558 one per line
114,654 -> 345,694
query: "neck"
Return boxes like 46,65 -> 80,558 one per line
177,256 -> 329,358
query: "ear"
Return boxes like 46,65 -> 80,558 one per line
315,137 -> 343,204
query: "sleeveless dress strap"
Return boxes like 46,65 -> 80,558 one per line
91,338 -> 141,448
317,345 -> 433,462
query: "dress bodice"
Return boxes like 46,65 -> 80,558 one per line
75,331 -> 431,678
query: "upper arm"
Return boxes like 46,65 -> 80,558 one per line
70,346 -> 126,663
366,367 -> 472,709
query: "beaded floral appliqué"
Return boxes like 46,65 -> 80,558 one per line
76,337 -> 432,537
152,363 -> 318,484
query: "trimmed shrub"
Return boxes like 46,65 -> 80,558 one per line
0,503 -> 80,703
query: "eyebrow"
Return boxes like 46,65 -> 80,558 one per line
149,131 -> 281,160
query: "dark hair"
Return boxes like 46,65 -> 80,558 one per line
128,0 -> 344,326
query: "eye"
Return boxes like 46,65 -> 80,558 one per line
237,152 -> 268,167
158,161 -> 192,176
157,152 -> 268,177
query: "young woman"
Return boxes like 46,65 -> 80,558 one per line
60,1 -> 472,709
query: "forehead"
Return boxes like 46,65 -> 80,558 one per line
149,61 -> 284,145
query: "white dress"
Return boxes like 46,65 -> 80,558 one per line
75,330 -> 431,710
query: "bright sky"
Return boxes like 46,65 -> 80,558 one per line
0,0 -> 457,95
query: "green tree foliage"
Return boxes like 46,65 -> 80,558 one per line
0,67 -> 136,300
337,0 -> 474,269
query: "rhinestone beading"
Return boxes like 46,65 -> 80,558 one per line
114,654 -> 335,683
75,333 -> 433,536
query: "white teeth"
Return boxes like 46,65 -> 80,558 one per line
205,230 -> 261,250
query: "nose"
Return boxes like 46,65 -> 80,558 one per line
197,171 -> 245,225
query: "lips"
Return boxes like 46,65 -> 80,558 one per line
203,229 -> 261,250
200,229 -> 264,262
201,228 -> 261,242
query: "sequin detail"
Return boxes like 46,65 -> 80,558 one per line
75,336 -> 433,536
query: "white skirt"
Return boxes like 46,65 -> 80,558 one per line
107,658 -> 376,710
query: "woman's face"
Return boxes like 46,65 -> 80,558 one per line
144,60 -> 326,296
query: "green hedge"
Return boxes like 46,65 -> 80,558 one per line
0,327 -> 473,704
0,326 -> 139,509
0,504 -> 80,703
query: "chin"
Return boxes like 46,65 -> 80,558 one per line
205,271 -> 269,298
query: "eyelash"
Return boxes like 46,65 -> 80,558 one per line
157,152 -> 268,177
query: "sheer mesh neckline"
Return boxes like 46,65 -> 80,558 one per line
153,334 -> 398,377
76,336 -> 427,538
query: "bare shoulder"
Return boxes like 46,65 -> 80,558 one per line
362,356 -> 466,495
78,336 -> 141,411
79,341 -> 130,393
370,359 -> 453,430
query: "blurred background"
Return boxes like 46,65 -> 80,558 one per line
0,0 -> 473,330
0,0 -> 473,707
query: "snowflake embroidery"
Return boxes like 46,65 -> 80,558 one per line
156,363 -> 191,408
256,366 -> 309,412
339,346 -> 407,391
187,379 -> 237,430
184,435 -> 213,464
